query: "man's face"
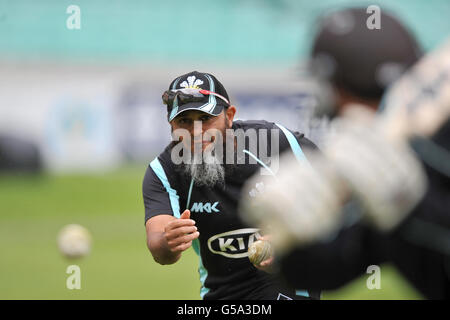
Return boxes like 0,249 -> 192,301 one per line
170,108 -> 234,153
169,107 -> 236,187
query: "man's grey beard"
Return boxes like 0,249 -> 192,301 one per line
184,152 -> 225,187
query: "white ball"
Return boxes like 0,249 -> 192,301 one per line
57,224 -> 92,259
248,240 -> 273,266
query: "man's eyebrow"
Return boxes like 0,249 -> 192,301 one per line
177,114 -> 193,119
179,112 -> 197,118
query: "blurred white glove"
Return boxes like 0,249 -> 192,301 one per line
240,106 -> 427,253
326,107 -> 427,231
240,152 -> 347,254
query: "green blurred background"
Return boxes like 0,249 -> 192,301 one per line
2,0 -> 447,299
0,167 -> 423,299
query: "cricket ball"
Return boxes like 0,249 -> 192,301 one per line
248,240 -> 273,265
57,224 -> 92,259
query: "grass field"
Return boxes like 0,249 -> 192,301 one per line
0,166 -> 423,300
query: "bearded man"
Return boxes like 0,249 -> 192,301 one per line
142,71 -> 319,300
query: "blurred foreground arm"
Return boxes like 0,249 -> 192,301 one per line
241,37 -> 450,257
241,110 -> 427,250
240,110 -> 427,289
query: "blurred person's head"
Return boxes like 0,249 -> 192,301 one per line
309,7 -> 422,115
162,71 -> 236,187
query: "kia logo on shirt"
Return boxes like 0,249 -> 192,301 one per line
207,228 -> 262,258
190,202 -> 220,213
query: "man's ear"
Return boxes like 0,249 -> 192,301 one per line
225,105 -> 236,127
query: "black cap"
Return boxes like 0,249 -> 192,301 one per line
164,71 -> 230,121
310,8 -> 422,99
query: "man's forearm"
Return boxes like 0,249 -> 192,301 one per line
147,232 -> 181,265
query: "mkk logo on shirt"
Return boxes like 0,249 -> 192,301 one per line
190,202 -> 220,213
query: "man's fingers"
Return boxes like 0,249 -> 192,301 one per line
180,209 -> 191,220
260,235 -> 273,242
163,211 -> 199,253
253,256 -> 275,274
167,231 -> 200,249
165,218 -> 196,232
259,256 -> 274,267
165,226 -> 198,241
172,240 -> 194,253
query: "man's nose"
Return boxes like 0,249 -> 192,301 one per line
192,120 -> 204,139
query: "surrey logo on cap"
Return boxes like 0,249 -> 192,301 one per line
180,76 -> 204,89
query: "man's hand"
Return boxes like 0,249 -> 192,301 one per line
251,236 -> 276,274
146,209 -> 199,265
163,209 -> 200,254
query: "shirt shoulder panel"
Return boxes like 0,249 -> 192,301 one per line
274,123 -> 318,163
232,119 -> 277,131
143,146 -> 182,224
232,119 -> 319,167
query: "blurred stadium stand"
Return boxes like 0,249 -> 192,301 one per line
0,0 -> 449,171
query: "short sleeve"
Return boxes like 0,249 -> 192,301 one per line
142,164 -> 174,224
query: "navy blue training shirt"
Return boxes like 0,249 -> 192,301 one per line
143,120 -> 320,299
